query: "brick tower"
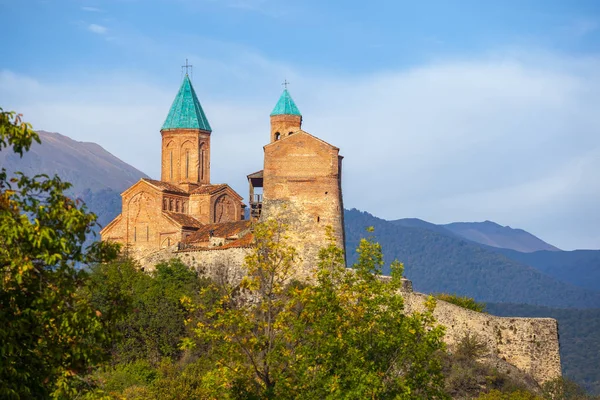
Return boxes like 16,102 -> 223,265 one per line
260,89 -> 346,276
161,74 -> 212,192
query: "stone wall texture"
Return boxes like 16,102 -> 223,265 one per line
262,131 -> 345,278
139,245 -> 250,286
403,291 -> 562,385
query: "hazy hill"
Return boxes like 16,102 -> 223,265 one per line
487,302 -> 600,395
493,248 -> 600,292
443,220 -> 560,252
0,130 -> 146,192
390,217 -> 459,238
0,130 -> 147,227
345,209 -> 600,309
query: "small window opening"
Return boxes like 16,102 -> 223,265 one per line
134,227 -> 137,242
275,132 -> 281,141
317,216 -> 320,223
176,200 -> 180,212
288,131 -> 294,136
146,226 -> 149,241
325,191 -> 328,195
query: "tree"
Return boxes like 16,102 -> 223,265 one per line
188,222 -> 448,399
0,108 -> 119,398
87,257 -> 209,365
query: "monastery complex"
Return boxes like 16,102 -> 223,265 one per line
100,73 -> 562,385
100,74 -> 344,275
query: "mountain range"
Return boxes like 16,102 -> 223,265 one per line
2,130 -> 599,392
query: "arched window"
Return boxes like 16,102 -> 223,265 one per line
198,142 -> 206,182
163,198 -> 167,210
185,149 -> 190,179
169,199 -> 173,211
176,200 -> 180,212
288,131 -> 294,136
275,132 -> 281,141
182,201 -> 186,213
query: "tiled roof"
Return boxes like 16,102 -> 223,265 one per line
163,212 -> 203,229
270,89 -> 301,117
183,220 -> 252,243
190,184 -> 228,195
162,74 -> 212,132
220,231 -> 254,249
142,178 -> 187,194
247,170 -> 263,179
178,231 -> 254,252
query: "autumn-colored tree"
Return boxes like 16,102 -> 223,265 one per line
188,222 -> 448,399
0,108 -> 119,399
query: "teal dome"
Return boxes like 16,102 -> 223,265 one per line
270,89 -> 301,117
162,75 -> 212,132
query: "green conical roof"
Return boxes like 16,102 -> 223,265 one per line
270,89 -> 301,116
162,75 -> 212,132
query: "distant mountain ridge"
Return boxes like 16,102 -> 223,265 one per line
0,130 -> 148,192
391,218 -> 559,253
443,220 -> 560,252
345,209 -> 600,308
0,130 -> 148,228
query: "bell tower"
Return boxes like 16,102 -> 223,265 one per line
160,73 -> 212,189
270,85 -> 302,143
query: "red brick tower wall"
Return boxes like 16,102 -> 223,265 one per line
262,132 -> 345,277
161,128 -> 211,187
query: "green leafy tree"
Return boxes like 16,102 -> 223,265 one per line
188,222 -> 448,399
0,108 -> 119,399
282,227 -> 448,399
87,257 -> 207,365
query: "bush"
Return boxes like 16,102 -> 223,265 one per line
435,293 -> 486,312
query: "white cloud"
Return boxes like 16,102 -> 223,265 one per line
1,49 -> 599,250
88,23 -> 107,34
82,6 -> 102,12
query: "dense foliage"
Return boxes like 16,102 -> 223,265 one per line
0,109 -> 120,398
176,223 -> 449,399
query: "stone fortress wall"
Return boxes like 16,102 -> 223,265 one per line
402,290 -> 561,385
140,244 -> 561,386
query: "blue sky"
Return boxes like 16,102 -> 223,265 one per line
2,0 -> 600,250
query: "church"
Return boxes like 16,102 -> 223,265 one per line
99,71 -> 563,385
100,72 -> 346,272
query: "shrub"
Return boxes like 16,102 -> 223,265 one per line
435,293 -> 486,312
